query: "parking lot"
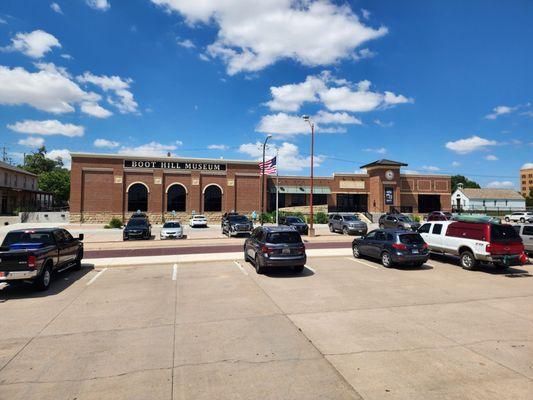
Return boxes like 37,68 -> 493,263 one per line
1,254 -> 532,400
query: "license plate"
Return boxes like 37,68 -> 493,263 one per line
412,249 -> 419,254
282,248 -> 291,255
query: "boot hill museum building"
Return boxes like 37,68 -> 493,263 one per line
69,153 -> 451,223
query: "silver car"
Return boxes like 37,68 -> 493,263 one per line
160,221 -> 183,239
512,224 -> 533,255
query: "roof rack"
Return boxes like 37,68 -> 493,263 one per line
452,214 -> 501,224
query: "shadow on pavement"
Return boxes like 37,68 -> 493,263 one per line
0,263 -> 94,301
429,253 -> 531,277
263,266 -> 315,278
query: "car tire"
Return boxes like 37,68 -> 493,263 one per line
329,224 -> 334,233
381,251 -> 393,268
460,251 -> 477,270
244,248 -> 250,263
379,223 -> 384,229
73,249 -> 83,271
293,265 -> 304,273
520,218 -> 525,223
343,227 -> 349,235
504,217 -> 510,222
254,255 -> 265,274
34,263 -> 52,291
352,244 -> 361,258
413,262 -> 425,268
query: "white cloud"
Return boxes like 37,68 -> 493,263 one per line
77,72 -> 138,114
256,113 -> 309,135
314,110 -> 361,125
81,101 -> 113,118
374,119 -> 393,128
485,154 -> 498,161
363,147 -> 386,154
403,169 -> 420,175
7,119 -> 84,137
46,149 -> 71,169
521,163 -> 533,169
18,136 -> 45,148
445,135 -> 498,154
86,0 -> 110,11
5,30 -> 61,58
452,161 -> 461,167
208,144 -> 229,150
421,165 -> 440,171
487,181 -> 515,189
485,105 -> 514,120
238,141 -> 323,171
352,48 -> 376,61
94,138 -> 119,148
61,54 -> 73,60
266,75 -> 325,112
51,3 -> 63,14
0,18 -> 6,24
33,61 -> 71,78
361,9 -> 371,20
118,141 -> 178,157
151,0 -> 387,75
177,39 -> 195,49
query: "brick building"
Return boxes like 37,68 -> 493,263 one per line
70,154 -> 451,223
520,164 -> 533,198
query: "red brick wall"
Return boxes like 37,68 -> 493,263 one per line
236,175 -> 261,212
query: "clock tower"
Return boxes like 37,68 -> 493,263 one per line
360,159 -> 408,213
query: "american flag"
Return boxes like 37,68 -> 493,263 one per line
259,156 -> 277,175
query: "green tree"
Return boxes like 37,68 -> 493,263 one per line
19,146 -> 70,206
451,175 -> 481,192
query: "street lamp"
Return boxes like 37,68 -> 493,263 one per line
302,115 -> 315,237
260,134 -> 272,225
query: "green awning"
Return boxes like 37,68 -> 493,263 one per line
269,185 -> 331,194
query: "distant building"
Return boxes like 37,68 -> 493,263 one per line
452,186 -> 525,211
0,161 -> 53,215
520,164 -> 533,197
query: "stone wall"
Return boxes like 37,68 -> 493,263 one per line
71,211 -> 228,224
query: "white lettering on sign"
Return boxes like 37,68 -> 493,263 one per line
340,180 -> 365,189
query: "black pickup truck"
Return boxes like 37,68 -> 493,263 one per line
0,228 -> 84,291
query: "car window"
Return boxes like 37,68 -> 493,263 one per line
2,232 -> 54,247
386,216 -> 395,221
335,215 -> 342,220
343,216 -> 358,221
286,217 -> 303,223
127,219 -> 147,227
399,233 -> 424,244
365,231 -> 377,239
418,223 -> 431,234
63,230 -> 74,242
523,226 -> 533,235
229,215 -> 249,223
490,224 -> 521,241
53,230 -> 66,243
432,224 -> 443,235
164,222 -> 181,228
398,216 -> 412,222
375,232 -> 387,241
386,233 -> 394,241
266,231 -> 302,244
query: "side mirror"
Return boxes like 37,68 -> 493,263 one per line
78,233 -> 84,241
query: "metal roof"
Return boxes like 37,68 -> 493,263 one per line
0,161 -> 37,177
360,159 -> 408,169
458,188 -> 524,200
268,185 -> 331,194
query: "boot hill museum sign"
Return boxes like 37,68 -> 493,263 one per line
124,159 -> 227,171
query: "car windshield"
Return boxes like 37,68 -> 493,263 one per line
193,216 -> 205,219
2,232 -> 54,247
266,231 -> 302,244
398,216 -> 412,222
399,233 -> 424,244
491,224 -> 521,242
343,216 -> 359,221
163,222 -> 180,228
127,219 -> 147,227
229,216 -> 249,223
286,217 -> 304,223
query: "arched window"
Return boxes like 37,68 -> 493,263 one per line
127,183 -> 148,212
167,184 -> 186,212
204,185 -> 222,212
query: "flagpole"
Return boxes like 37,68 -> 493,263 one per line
276,151 -> 279,225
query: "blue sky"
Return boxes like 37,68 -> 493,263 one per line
0,0 -> 532,188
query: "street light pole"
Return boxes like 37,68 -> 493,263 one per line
303,116 -> 315,237
260,134 -> 272,225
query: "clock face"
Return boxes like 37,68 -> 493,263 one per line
385,170 -> 394,180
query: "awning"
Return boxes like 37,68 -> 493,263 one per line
269,185 -> 331,194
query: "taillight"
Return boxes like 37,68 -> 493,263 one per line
392,243 -> 407,251
28,255 -> 36,269
422,243 -> 429,250
261,245 -> 274,254
486,244 -> 492,254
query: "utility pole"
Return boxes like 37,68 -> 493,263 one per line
303,116 -> 315,237
260,134 -> 272,225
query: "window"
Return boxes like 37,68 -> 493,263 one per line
62,230 -> 74,242
203,185 -> 222,212
266,231 -> 302,244
523,226 -> 533,235
375,232 -> 387,241
418,224 -> 431,234
53,230 -> 66,243
432,224 -> 443,234
365,231 -> 377,239
399,234 -> 424,244
167,184 -> 186,212
127,183 -> 149,212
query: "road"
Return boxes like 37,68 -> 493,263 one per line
0,255 -> 531,399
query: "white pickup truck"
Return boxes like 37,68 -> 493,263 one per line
418,220 -> 525,270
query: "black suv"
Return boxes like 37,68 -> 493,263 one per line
123,216 -> 151,240
244,226 -> 306,274
352,229 -> 429,267
378,213 -> 420,231
279,216 -> 309,235
222,214 -> 253,237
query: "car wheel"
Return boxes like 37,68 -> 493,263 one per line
504,217 -> 510,222
342,227 -> 348,235
413,262 -> 425,268
73,249 -> 83,271
123,236 -> 128,241
254,255 -> 265,274
460,251 -> 477,270
520,218 -> 525,223
352,244 -> 361,258
243,248 -> 250,263
379,223 -> 384,229
34,263 -> 52,291
381,251 -> 393,268
329,224 -> 334,233
293,265 -> 304,273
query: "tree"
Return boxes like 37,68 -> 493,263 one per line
451,175 -> 480,192
19,146 -> 70,206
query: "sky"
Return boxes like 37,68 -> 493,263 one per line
0,0 -> 532,189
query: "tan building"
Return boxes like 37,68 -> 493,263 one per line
0,161 -> 53,215
520,165 -> 533,197
70,154 -> 451,223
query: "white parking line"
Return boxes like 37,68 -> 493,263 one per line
304,264 -> 316,273
344,257 -> 381,270
86,268 -> 107,286
233,260 -> 248,275
172,264 -> 178,281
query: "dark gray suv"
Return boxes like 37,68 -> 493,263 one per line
328,214 -> 368,235
378,213 -> 420,231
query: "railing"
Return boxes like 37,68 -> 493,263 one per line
452,206 -> 529,216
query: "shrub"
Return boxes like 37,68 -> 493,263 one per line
108,217 -> 123,229
412,214 -> 421,222
314,212 -> 328,224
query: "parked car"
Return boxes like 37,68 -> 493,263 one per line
189,214 -> 208,228
351,229 -> 429,267
328,214 -> 368,235
379,213 -> 421,231
244,226 -> 306,274
0,228 -> 84,291
512,224 -> 533,255
427,211 -> 453,221
221,212 -> 239,227
418,220 -> 525,270
160,221 -> 183,239
279,216 -> 309,235
123,216 -> 151,240
504,212 -> 533,223
222,214 -> 253,237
